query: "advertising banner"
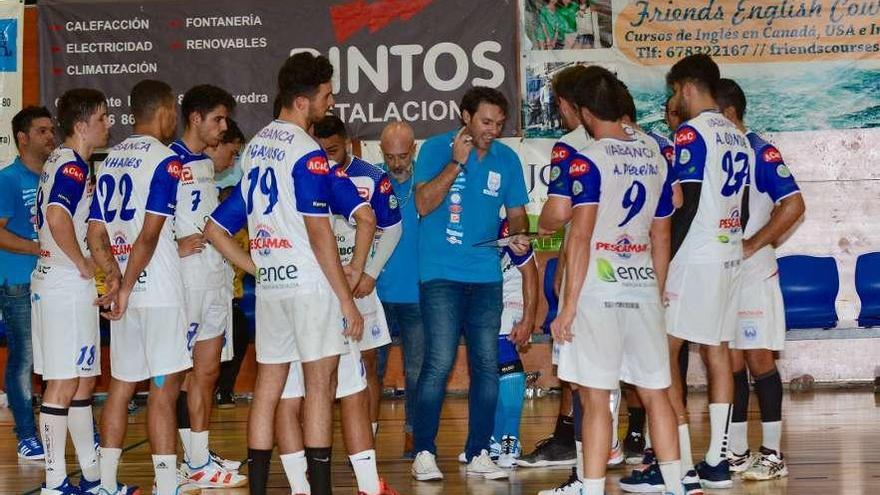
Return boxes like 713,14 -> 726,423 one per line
0,0 -> 23,165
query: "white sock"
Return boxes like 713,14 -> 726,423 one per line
678,424 -> 694,472
706,403 -> 731,466
350,449 -> 380,494
575,440 -> 584,480
152,454 -> 177,495
178,428 -> 192,462
610,388 -> 621,449
99,447 -> 122,493
762,421 -> 782,453
68,403 -> 100,482
190,430 -> 209,468
659,460 -> 683,495
645,423 -> 652,449
729,421 -> 748,455
371,422 -> 379,437
40,403 -> 68,489
280,451 -> 310,494
582,477 -> 605,495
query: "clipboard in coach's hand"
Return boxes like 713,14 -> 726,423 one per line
473,231 -> 542,248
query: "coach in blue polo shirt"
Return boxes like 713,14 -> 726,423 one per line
410,87 -> 530,481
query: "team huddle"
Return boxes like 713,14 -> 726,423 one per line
26,50 -> 803,495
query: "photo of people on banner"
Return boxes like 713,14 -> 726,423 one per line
521,0 -> 612,51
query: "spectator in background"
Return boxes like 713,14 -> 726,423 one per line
410,87 -> 530,482
207,120 -> 249,408
0,106 -> 55,460
375,121 -> 422,458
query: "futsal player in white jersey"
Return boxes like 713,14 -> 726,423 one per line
168,85 -> 246,488
715,78 -> 804,481
664,54 -> 754,490
31,89 -> 109,495
548,66 -> 685,495
86,80 -> 196,495
206,52 -> 362,495
313,115 -> 403,437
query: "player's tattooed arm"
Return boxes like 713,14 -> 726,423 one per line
346,204 -> 377,295
87,221 -> 121,306
743,193 -> 805,259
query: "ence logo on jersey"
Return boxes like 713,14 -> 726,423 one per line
250,224 -> 293,256
595,235 -> 648,260
61,164 -> 85,183
596,258 -> 656,285
257,264 -> 299,284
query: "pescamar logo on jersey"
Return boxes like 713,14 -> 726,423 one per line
166,160 -> 183,179
570,158 -> 589,177
762,146 -> 782,163
718,207 -> 742,236
307,156 -> 330,175
61,164 -> 85,183
110,231 -> 132,262
250,223 -> 293,256
551,145 -> 570,164
675,127 -> 697,146
595,235 -> 649,260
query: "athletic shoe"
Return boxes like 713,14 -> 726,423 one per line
412,451 -> 443,481
516,436 -> 576,467
214,391 -> 235,409
458,437 -> 502,464
695,460 -> 733,489
152,469 -> 201,495
632,448 -> 657,473
185,459 -> 247,488
681,469 -> 704,495
358,479 -> 399,495
18,436 -> 45,460
466,449 -> 508,480
497,435 -> 522,468
41,477 -> 80,495
741,447 -> 788,481
537,467 -> 583,495
727,449 -> 753,473
209,450 -> 241,472
91,482 -> 141,495
623,431 -> 646,465
609,441 -> 625,466
619,462 -> 665,493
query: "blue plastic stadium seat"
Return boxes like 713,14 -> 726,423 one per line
241,274 -> 256,338
855,252 -> 880,327
777,255 -> 839,330
541,257 -> 559,333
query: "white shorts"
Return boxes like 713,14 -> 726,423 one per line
110,306 -> 193,382
732,272 -> 786,351
32,288 -> 101,380
354,291 -> 391,352
281,340 -> 367,399
558,300 -> 671,390
665,260 -> 742,346
255,290 -> 347,364
185,287 -> 234,363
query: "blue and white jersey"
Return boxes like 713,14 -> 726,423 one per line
500,218 -> 534,335
744,131 -> 801,279
331,156 -> 401,265
673,111 -> 753,264
210,119 -> 334,299
328,164 -> 369,263
548,136 -> 674,304
171,140 -> 228,290
32,147 -> 93,289
547,126 -> 592,202
88,135 -> 183,307
647,130 -> 678,183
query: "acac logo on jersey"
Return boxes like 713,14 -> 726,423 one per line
307,156 -> 330,175
61,164 -> 85,183
379,176 -> 392,194
551,145 -> 570,164
334,167 -> 349,178
570,158 -> 590,177
166,160 -> 183,179
675,127 -> 697,146
762,146 -> 782,163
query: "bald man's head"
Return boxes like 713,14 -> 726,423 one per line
380,121 -> 416,180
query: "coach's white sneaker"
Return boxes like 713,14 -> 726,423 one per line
412,451 -> 443,481
466,450 -> 508,480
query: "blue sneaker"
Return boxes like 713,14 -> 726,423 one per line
95,483 -> 141,495
620,462 -> 665,493
682,469 -> 704,495
41,477 -> 79,495
18,436 -> 45,460
78,478 -> 101,494
695,459 -> 733,489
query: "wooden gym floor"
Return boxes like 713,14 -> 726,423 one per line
2,389 -> 878,494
